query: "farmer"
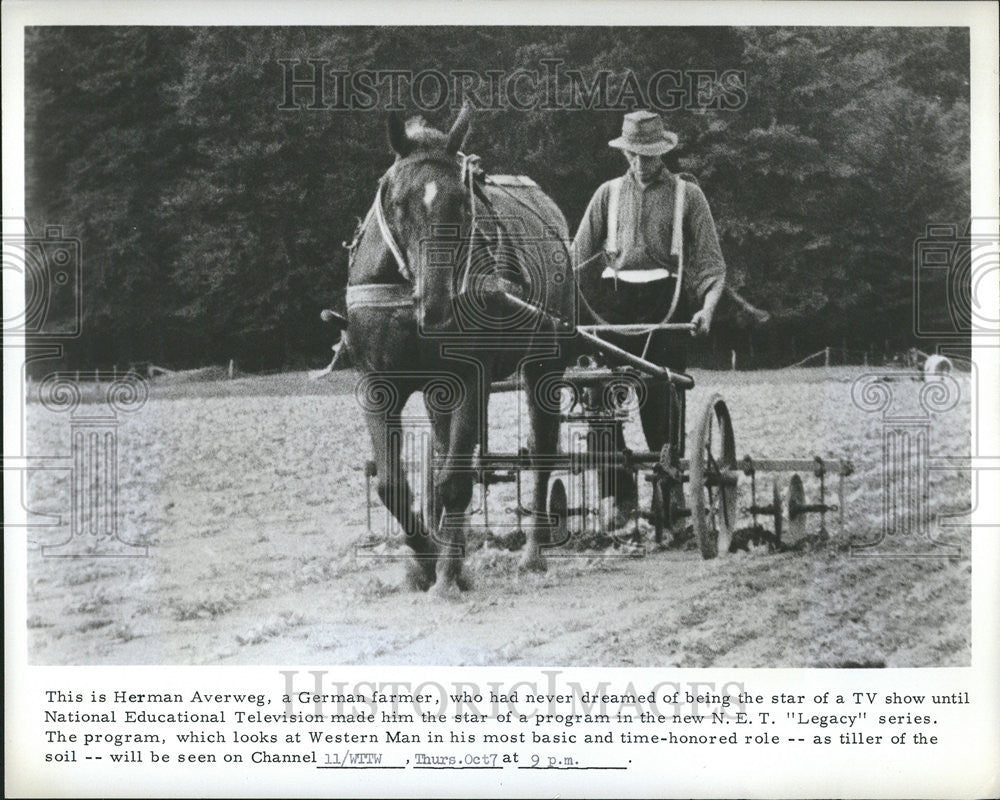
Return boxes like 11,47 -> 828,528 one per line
572,110 -> 728,530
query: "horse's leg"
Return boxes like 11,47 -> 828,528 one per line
365,391 -> 438,591
521,362 -> 561,572
422,402 -> 450,535
429,383 -> 479,596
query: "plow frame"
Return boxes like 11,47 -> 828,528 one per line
336,295 -> 854,558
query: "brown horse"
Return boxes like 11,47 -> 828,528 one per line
346,108 -> 575,595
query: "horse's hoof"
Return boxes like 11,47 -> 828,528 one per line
427,579 -> 462,599
600,497 -> 635,532
404,558 -> 437,592
518,552 -> 547,573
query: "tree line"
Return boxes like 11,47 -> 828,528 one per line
24,26 -> 970,371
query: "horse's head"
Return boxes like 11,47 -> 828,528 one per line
383,107 -> 472,331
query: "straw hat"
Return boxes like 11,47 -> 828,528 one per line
608,110 -> 679,156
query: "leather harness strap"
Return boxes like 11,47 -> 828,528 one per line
345,283 -> 414,311
373,181 -> 412,283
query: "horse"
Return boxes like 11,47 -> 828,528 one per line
345,107 -> 575,596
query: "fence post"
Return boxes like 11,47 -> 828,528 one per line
731,349 -> 737,371
228,359 -> 235,379
824,346 -> 830,368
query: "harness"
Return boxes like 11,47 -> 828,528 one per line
346,151 -> 487,312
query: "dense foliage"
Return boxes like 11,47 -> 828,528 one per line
25,27 -> 970,370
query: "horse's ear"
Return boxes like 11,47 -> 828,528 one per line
445,104 -> 472,154
387,111 -> 411,157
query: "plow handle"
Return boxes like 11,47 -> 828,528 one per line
726,287 -> 771,323
501,291 -> 695,389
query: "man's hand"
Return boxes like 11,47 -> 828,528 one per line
691,278 -> 725,337
690,307 -> 713,337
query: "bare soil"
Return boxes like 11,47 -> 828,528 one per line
25,366 -> 971,666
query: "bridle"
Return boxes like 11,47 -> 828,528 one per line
372,178 -> 413,283
347,151 -> 484,311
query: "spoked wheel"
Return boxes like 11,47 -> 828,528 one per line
690,394 -> 738,559
546,477 -> 570,549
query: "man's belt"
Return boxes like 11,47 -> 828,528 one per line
600,266 -> 674,283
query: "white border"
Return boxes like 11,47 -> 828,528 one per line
4,2 -> 999,798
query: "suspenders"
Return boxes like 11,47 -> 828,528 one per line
670,175 -> 686,265
605,176 -> 624,254
603,173 -> 686,282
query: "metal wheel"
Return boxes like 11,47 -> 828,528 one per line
690,394 -> 738,559
786,473 -> 806,542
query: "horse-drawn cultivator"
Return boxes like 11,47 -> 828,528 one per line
346,310 -> 853,559
323,108 -> 854,586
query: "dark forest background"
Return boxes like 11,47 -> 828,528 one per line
24,27 -> 970,371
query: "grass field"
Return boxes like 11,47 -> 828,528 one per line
24,366 -> 972,666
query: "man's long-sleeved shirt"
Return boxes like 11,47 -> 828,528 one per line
572,166 -> 727,304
